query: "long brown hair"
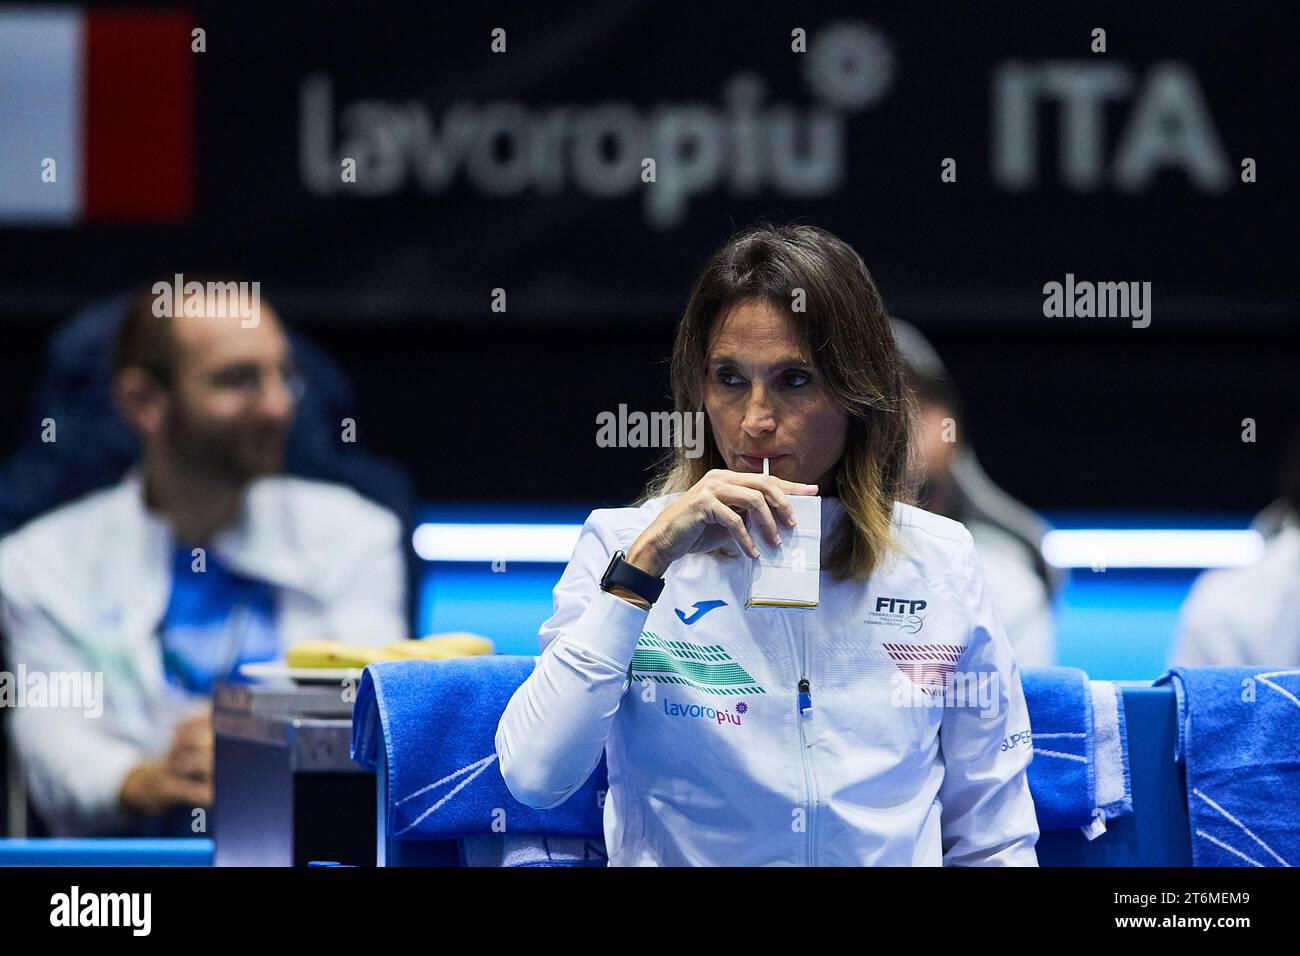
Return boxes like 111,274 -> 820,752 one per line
637,221 -> 917,581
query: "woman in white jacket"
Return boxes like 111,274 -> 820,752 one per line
496,222 -> 1040,866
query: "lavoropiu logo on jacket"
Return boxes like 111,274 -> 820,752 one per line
662,697 -> 748,729
630,631 -> 766,696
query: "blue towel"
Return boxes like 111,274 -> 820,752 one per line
1088,680 -> 1133,823
1021,667 -> 1132,836
1156,666 -> 1300,867
460,834 -> 608,867
351,657 -> 607,843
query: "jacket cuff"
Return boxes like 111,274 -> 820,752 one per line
557,589 -> 650,669
36,742 -> 142,837
81,746 -> 143,836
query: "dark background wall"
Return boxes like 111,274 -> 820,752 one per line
1,0 -> 1295,514
2,317 -> 1294,512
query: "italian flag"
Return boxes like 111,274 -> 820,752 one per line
0,6 -> 194,224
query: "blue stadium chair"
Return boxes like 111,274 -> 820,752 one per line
371,675 -> 1192,867
1035,684 -> 1192,866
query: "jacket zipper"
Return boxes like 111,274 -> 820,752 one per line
791,620 -> 817,866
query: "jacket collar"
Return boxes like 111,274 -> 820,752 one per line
121,468 -> 315,594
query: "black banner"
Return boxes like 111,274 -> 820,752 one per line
2,0 -> 1296,328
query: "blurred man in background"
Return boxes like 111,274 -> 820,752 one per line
893,320 -> 1059,666
1170,429 -> 1300,667
0,281 -> 406,835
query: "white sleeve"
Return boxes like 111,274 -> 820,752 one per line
495,512 -> 649,809
1167,570 -> 1233,667
1,585 -> 141,836
983,558 -> 1056,668
937,535 -> 1041,866
321,503 -> 408,645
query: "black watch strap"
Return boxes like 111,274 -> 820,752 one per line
599,550 -> 665,605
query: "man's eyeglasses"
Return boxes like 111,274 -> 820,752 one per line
209,365 -> 307,403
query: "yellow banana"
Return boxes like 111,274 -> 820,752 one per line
286,634 -> 495,667
286,641 -> 386,668
382,633 -> 494,659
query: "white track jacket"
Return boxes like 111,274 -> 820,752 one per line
496,494 -> 1040,866
0,471 -> 406,835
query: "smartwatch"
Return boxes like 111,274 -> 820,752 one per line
599,550 -> 665,606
